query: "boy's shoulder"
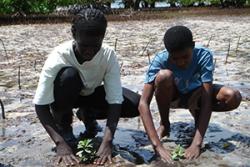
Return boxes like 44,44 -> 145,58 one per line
49,40 -> 73,57
99,43 -> 118,62
155,49 -> 169,60
101,43 -> 116,55
193,45 -> 214,72
58,40 -> 73,50
194,44 -> 213,57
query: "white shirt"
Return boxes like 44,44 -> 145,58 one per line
33,40 -> 124,105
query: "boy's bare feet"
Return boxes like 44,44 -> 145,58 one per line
76,108 -> 102,139
157,122 -> 170,139
79,120 -> 102,139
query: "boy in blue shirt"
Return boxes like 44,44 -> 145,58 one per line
138,26 -> 242,162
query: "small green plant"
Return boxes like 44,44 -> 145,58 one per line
171,145 -> 185,161
76,139 -> 97,164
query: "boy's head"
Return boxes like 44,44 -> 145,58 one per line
164,26 -> 195,69
71,8 -> 107,61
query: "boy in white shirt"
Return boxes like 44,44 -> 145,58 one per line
34,8 -> 140,166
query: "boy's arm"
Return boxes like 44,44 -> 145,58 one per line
35,105 -> 63,144
95,51 -> 123,165
35,105 -> 79,166
103,104 -> 121,142
185,82 -> 212,159
139,83 -> 172,163
95,104 -> 121,165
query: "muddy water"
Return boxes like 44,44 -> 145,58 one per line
0,15 -> 250,167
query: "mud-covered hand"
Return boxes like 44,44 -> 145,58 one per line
93,104 -> 121,165
184,144 -> 201,160
155,144 -> 173,163
56,142 -> 79,166
94,141 -> 112,165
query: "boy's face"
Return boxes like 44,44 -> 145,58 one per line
74,31 -> 104,62
169,48 -> 193,69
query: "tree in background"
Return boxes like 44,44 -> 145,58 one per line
123,0 -> 140,9
201,0 -> 247,7
143,0 -> 156,8
167,0 -> 178,7
123,0 -> 167,9
0,0 -> 113,15
0,0 -> 58,15
0,0 -> 249,15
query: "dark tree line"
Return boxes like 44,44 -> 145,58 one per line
0,0 -> 249,15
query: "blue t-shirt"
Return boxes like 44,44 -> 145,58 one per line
145,46 -> 214,94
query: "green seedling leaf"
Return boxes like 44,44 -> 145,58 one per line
85,149 -> 92,153
171,145 -> 185,161
76,150 -> 83,156
223,142 -> 230,149
77,145 -> 84,149
76,139 -> 97,164
178,146 -> 185,156
172,153 -> 178,160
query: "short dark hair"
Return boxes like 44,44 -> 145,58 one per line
164,26 -> 194,53
72,8 -> 107,37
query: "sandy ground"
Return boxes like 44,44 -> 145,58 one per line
0,15 -> 250,167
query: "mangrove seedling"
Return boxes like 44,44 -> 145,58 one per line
76,139 -> 97,164
171,145 -> 185,161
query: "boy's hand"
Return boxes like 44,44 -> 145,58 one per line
94,140 -> 112,165
56,142 -> 79,166
184,144 -> 201,160
155,145 -> 172,163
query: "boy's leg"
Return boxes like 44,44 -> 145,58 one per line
154,70 -> 178,139
187,88 -> 203,127
120,87 -> 141,118
188,84 -> 242,127
76,106 -> 103,139
51,67 -> 83,146
76,86 -> 107,139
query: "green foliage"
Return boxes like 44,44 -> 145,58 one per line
179,0 -> 195,6
0,0 -> 113,15
197,0 -> 247,7
0,0 -> 58,14
0,0 -> 14,14
171,145 -> 185,161
76,139 -> 97,164
0,0 -> 249,14
167,0 -> 249,7
208,0 -> 221,5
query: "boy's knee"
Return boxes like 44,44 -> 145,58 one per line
54,67 -> 83,99
232,90 -> 242,109
57,67 -> 81,83
155,70 -> 174,88
226,89 -> 242,109
61,67 -> 79,79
